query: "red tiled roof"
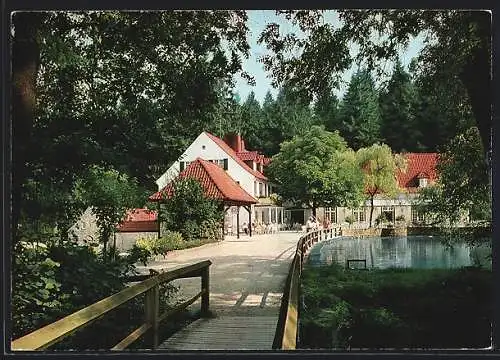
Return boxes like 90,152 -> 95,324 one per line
236,150 -> 259,161
122,208 -> 157,222
397,153 -> 438,190
117,208 -> 157,232
149,158 -> 257,205
237,151 -> 272,167
204,132 -> 267,180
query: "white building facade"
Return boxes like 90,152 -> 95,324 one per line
155,132 -> 285,234
284,153 -> 439,229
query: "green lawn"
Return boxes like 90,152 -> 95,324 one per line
299,264 -> 492,349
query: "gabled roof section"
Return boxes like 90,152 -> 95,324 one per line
397,153 -> 438,190
117,208 -> 157,232
204,132 -> 267,180
149,158 -> 257,205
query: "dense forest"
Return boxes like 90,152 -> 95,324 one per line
228,60 -> 475,156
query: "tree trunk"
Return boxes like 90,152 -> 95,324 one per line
103,240 -> 107,259
369,196 -> 375,228
12,13 -> 44,241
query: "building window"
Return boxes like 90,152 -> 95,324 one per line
259,183 -> 264,197
202,145 -> 206,150
211,159 -> 228,170
382,206 -> 395,222
411,207 -> 425,224
325,207 -> 337,223
254,182 -> 258,197
353,208 -> 365,222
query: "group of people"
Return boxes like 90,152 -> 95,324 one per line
305,216 -> 320,232
241,221 -> 279,235
305,216 -> 332,233
236,216 -> 332,235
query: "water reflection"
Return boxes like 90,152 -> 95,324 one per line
307,236 -> 490,269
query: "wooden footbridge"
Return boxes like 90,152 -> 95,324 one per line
11,228 -> 341,351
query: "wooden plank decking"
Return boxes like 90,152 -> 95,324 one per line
158,291 -> 284,350
158,316 -> 278,350
144,233 -> 302,351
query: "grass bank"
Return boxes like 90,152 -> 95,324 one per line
299,264 -> 491,349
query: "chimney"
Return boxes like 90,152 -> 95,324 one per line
235,134 -> 242,153
240,138 -> 246,152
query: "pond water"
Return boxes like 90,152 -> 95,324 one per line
307,235 -> 491,269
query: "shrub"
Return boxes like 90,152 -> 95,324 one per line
300,264 -> 492,349
134,232 -> 185,259
351,307 -> 409,348
136,236 -> 153,252
345,215 -> 355,226
128,244 -> 152,266
156,231 -> 184,256
182,219 -> 200,241
200,219 -> 222,240
12,238 -> 147,345
395,215 -> 405,222
160,178 -> 223,242
12,248 -> 69,339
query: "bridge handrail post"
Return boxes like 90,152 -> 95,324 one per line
201,266 -> 210,317
145,284 -> 159,349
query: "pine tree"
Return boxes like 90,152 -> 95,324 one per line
314,90 -> 340,131
337,70 -> 382,150
411,70 -> 476,152
240,91 -> 263,150
259,87 -> 314,156
379,61 -> 420,152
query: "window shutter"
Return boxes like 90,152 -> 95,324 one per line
223,158 -> 228,170
179,161 -> 185,172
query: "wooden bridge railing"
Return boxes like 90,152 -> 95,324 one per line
11,260 -> 212,351
273,226 -> 341,350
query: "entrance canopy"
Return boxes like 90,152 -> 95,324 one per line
148,158 -> 257,238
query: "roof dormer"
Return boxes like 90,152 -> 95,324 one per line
417,172 -> 429,188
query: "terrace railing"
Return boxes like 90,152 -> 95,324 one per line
273,226 -> 341,350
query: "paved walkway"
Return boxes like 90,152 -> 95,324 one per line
136,231 -> 301,350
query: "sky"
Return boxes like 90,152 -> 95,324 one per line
233,10 -> 426,105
